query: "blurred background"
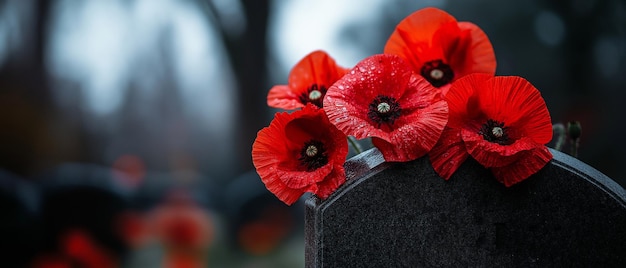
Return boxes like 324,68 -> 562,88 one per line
1,0 -> 625,267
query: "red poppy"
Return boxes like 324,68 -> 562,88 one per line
384,7 -> 496,95
324,54 -> 448,162
62,229 -> 117,268
267,50 -> 349,109
252,104 -> 349,205
429,73 -> 553,186
151,191 -> 213,251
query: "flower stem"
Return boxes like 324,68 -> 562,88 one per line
347,136 -> 363,155
567,121 -> 581,158
552,123 -> 566,151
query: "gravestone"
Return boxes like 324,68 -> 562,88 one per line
305,148 -> 626,267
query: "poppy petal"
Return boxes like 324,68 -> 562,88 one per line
288,50 -> 349,91
324,54 -> 414,139
371,74 -> 448,161
428,127 -> 469,179
436,73 -> 553,185
491,146 -> 552,187
384,7 -> 496,92
276,162 -> 334,189
479,76 -> 553,144
384,7 -> 457,71
448,22 -> 497,79
267,85 -> 303,109
252,105 -> 348,205
252,112 -> 304,205
260,173 -> 304,205
312,165 -> 347,199
463,132 -> 541,168
267,50 -> 348,110
444,73 -> 492,128
324,54 -> 448,162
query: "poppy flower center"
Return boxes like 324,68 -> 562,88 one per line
368,95 -> 402,128
298,140 -> 328,171
479,119 -> 512,145
305,144 -> 318,157
299,84 -> 327,108
377,102 -> 391,113
309,90 -> 322,101
420,59 -> 454,88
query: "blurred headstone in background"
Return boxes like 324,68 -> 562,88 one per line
0,169 -> 40,267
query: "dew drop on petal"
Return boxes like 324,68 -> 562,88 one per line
358,66 -> 367,72
338,85 -> 345,90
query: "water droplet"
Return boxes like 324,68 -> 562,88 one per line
358,66 -> 367,72
370,65 -> 376,70
350,70 -> 356,75
338,85 -> 345,90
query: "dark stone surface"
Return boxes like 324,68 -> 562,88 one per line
305,148 -> 626,267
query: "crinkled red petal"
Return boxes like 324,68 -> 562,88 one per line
252,111 -> 304,205
267,50 -> 348,110
309,164 -> 347,199
463,130 -> 542,168
324,54 -> 448,162
442,73 -> 553,181
384,7 -> 496,92
267,85 -> 304,110
251,105 -> 348,205
478,76 -> 553,144
428,127 -> 469,179
276,161 -> 334,188
443,73 -> 492,128
446,22 -> 496,82
491,146 -> 552,187
384,7 -> 457,71
324,54 -> 414,139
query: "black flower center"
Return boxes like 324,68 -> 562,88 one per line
299,84 -> 328,108
479,119 -> 511,145
298,140 -> 328,171
368,95 -> 402,128
420,59 -> 454,88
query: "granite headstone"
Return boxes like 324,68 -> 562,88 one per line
305,148 -> 626,267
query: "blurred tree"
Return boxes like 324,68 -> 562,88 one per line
203,0 -> 271,174
0,0 -> 55,176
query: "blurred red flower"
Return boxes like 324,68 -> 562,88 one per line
252,104 -> 348,205
429,73 -> 553,186
32,229 -> 117,268
384,7 -> 496,95
324,54 -> 448,162
267,50 -> 349,109
151,191 -> 214,251
62,229 -> 116,268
